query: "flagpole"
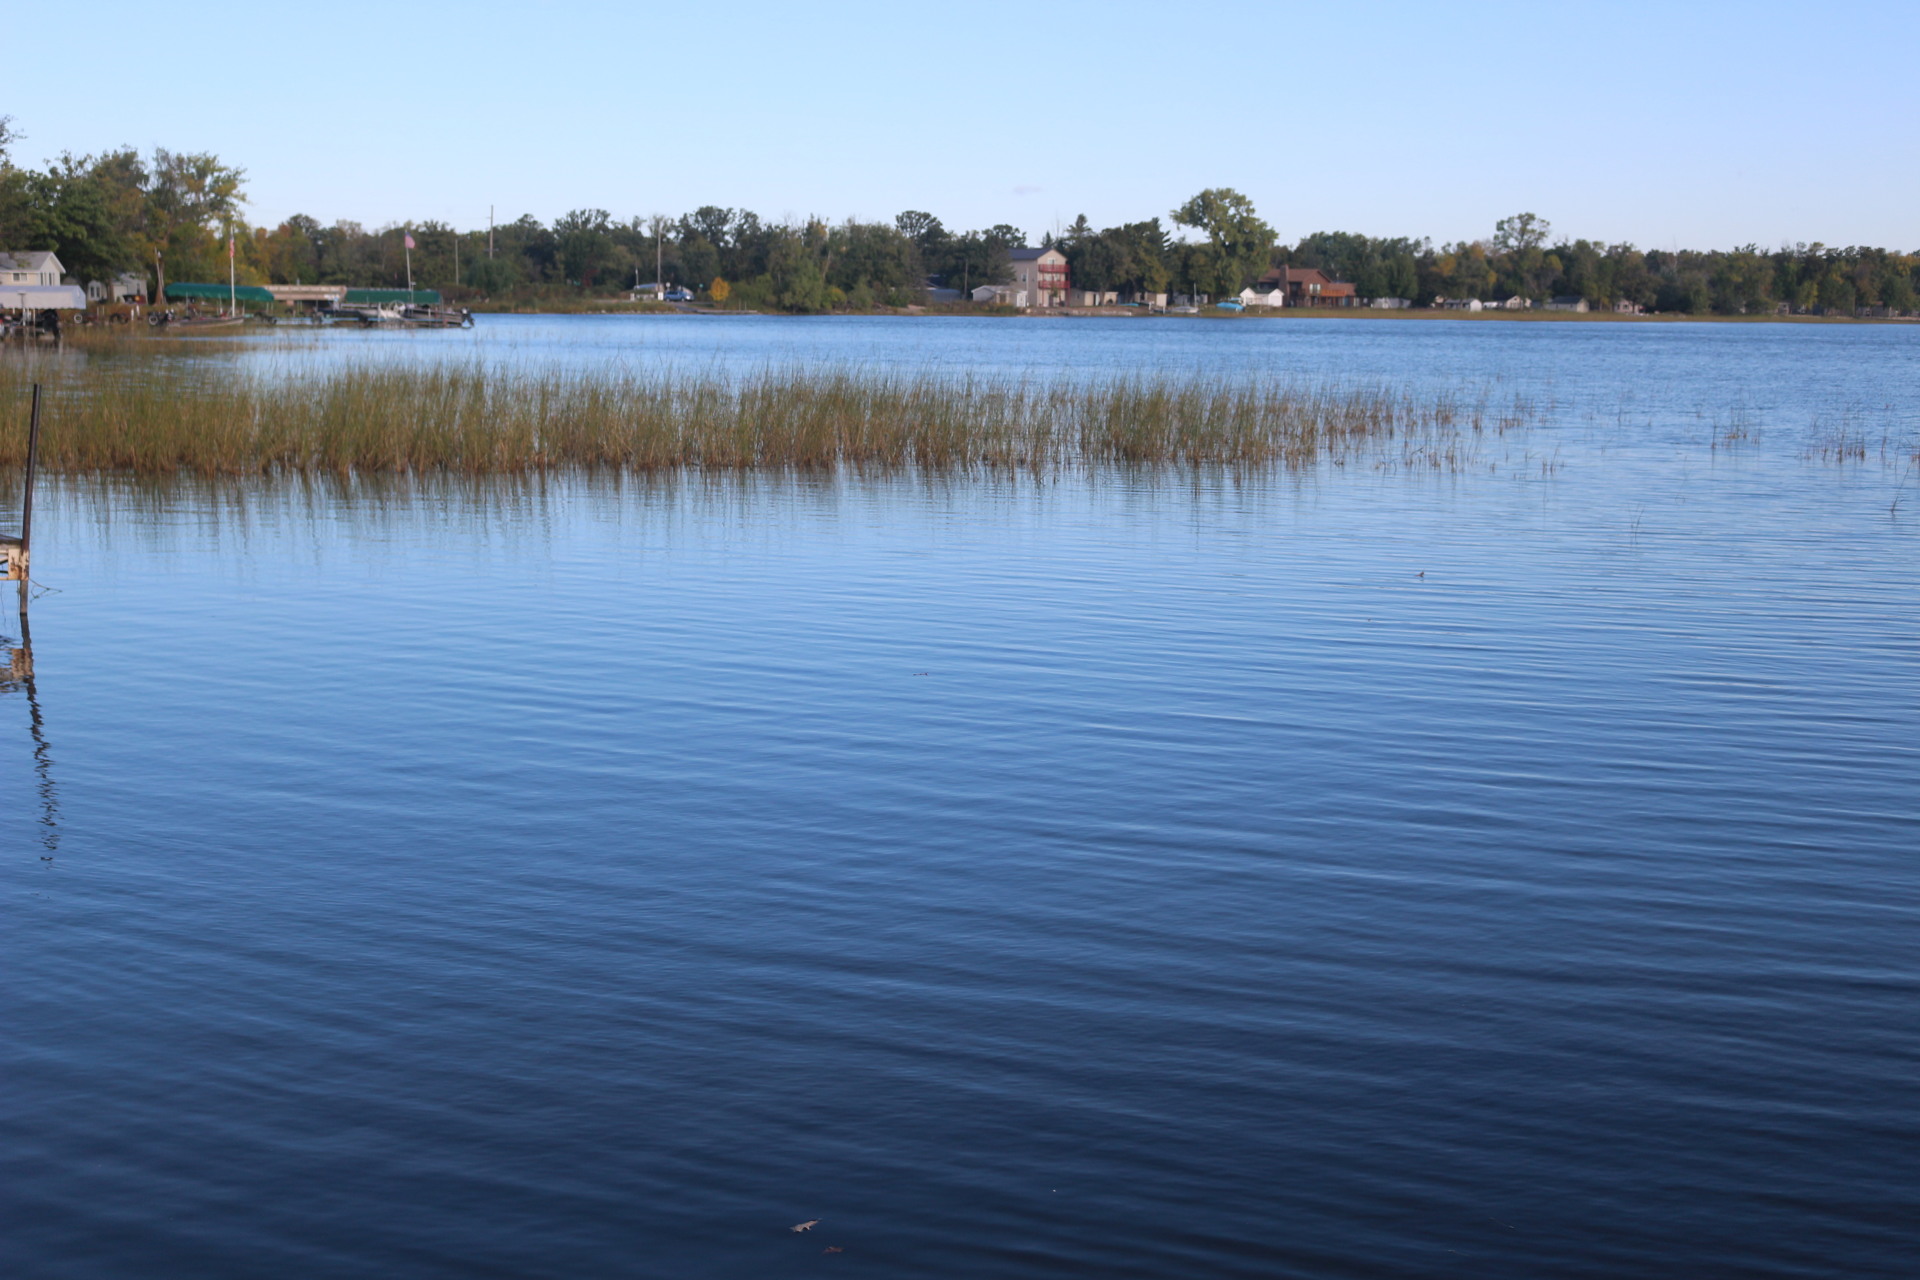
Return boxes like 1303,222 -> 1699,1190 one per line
228,219 -> 236,317
405,230 -> 414,299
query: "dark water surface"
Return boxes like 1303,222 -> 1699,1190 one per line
4,318 -> 1918,1277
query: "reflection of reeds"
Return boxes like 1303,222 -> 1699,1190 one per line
0,358 -> 1509,476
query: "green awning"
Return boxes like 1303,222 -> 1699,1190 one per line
343,288 -> 442,305
165,282 -> 276,303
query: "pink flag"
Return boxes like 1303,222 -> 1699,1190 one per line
228,236 -> 235,258
404,233 -> 416,250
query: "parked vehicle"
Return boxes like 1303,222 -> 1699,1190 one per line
665,287 -> 695,302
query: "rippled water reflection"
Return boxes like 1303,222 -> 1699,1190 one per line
3,319 -> 1917,1278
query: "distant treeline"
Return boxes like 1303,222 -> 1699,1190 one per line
3,125 -> 1915,316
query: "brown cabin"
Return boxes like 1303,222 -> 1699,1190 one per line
1255,266 -> 1359,307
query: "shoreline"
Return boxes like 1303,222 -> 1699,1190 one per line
459,300 -> 1913,325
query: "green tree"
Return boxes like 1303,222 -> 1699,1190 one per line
463,253 -> 522,295
894,210 -> 944,248
25,159 -> 131,285
143,148 -> 246,300
1492,212 -> 1551,254
554,208 -> 623,287
768,230 -> 830,313
683,206 -> 736,249
1880,264 -> 1916,313
1170,188 -> 1274,297
1816,272 -> 1856,314
828,220 -> 920,295
1709,247 -> 1773,314
933,231 -> 1012,295
1382,253 -> 1418,300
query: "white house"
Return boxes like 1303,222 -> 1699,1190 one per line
1237,286 -> 1285,308
1,250 -> 64,286
972,284 -> 1028,306
86,272 -> 148,304
1544,295 -> 1589,312
1435,296 -> 1484,311
0,251 -> 88,310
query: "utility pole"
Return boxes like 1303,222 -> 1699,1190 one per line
489,206 -> 495,259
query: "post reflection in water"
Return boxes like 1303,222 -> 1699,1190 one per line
4,583 -> 57,854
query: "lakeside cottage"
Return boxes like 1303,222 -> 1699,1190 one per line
1545,295 -> 1590,312
971,284 -> 1028,307
0,250 -> 88,310
85,272 -> 148,304
2,250 -> 63,286
1244,266 -> 1358,308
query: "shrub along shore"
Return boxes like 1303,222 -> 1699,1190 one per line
0,357 -> 1512,476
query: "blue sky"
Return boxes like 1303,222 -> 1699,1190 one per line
10,0 -> 1917,249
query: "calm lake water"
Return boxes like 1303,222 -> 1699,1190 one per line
4,317 -> 1918,1277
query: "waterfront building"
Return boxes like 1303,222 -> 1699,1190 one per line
971,284 -> 1029,306
1249,266 -> 1359,308
86,273 -> 148,304
0,250 -> 87,310
1007,248 -> 1070,307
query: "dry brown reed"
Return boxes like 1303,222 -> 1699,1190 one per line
0,354 -> 1505,477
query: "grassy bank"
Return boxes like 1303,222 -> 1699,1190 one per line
1195,307 -> 1910,324
0,356 -> 1513,476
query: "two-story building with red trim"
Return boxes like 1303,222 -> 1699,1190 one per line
1008,247 -> 1070,307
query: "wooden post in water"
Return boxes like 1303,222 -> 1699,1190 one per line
5,383 -> 38,586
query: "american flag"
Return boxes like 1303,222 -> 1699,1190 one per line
404,232 -> 416,250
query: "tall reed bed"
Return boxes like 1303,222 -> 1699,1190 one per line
0,356 -> 1506,476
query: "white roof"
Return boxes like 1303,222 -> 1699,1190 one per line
3,284 -> 88,309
